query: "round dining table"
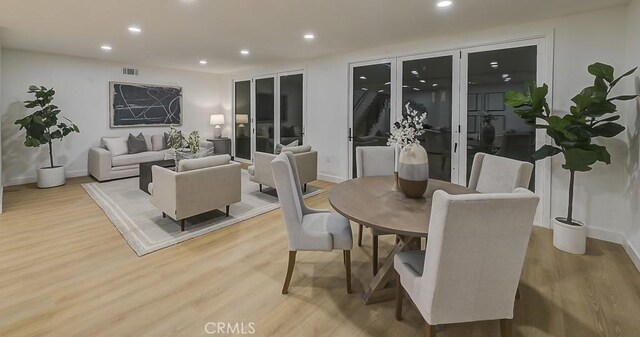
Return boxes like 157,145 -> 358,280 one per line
329,175 -> 477,304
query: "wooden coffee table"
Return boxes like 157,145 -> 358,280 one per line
139,159 -> 175,194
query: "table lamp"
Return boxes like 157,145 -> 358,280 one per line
210,114 -> 225,139
236,114 -> 249,137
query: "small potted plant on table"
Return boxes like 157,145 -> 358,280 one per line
505,63 -> 636,254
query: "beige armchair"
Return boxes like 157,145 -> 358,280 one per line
248,146 -> 317,192
149,155 -> 241,231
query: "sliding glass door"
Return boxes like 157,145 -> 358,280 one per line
233,80 -> 251,161
349,61 -> 393,178
398,54 -> 457,182
461,45 -> 539,190
279,73 -> 304,145
255,77 -> 276,154
232,71 -> 305,162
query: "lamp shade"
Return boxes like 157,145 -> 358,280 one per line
210,114 -> 225,125
236,114 -> 249,124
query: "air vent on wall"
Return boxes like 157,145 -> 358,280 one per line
122,67 -> 139,76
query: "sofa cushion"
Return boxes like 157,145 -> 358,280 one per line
103,137 -> 129,156
151,135 -> 164,151
143,135 -> 153,151
282,144 -> 311,154
275,140 -> 298,155
112,151 -> 165,167
178,154 -> 231,172
128,133 -> 148,154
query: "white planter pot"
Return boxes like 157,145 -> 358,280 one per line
552,217 -> 586,255
37,166 -> 66,188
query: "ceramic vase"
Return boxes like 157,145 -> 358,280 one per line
398,143 -> 429,198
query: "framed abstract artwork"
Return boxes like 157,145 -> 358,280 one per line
110,82 -> 183,127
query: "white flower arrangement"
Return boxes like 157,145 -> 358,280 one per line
387,102 -> 428,147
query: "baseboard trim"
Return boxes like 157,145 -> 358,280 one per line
317,173 -> 347,184
623,240 -> 640,272
587,226 -> 625,244
4,169 -> 88,187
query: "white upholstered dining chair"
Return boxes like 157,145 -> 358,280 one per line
394,188 -> 539,337
468,152 -> 534,193
355,146 -> 396,275
271,152 -> 354,294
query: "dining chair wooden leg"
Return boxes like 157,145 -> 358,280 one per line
372,235 -> 379,275
162,212 -> 166,218
344,250 -> 352,294
180,219 -> 186,231
358,224 -> 363,247
259,184 -> 263,192
424,321 -> 437,337
282,251 -> 297,294
500,319 -> 512,337
395,276 -> 403,321
225,205 -> 230,217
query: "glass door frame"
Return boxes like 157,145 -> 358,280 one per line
459,37 -> 552,227
395,50 -> 461,184
277,69 -> 307,146
347,58 -> 397,179
232,77 -> 254,164
253,74 -> 277,156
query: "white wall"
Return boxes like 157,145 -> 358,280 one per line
228,6 -> 635,243
624,0 -> 640,270
0,50 -> 228,186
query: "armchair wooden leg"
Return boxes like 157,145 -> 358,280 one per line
395,276 -> 403,321
162,212 -> 166,218
372,235 -> 379,275
282,251 -> 297,294
500,319 -> 512,337
303,183 -> 307,193
180,219 -> 186,232
225,205 -> 230,217
424,321 -> 437,337
259,184 -> 262,192
357,224 -> 363,247
344,250 -> 352,294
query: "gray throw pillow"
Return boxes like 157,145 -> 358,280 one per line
128,133 -> 148,154
274,140 -> 299,155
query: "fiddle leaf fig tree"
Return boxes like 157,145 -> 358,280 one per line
14,86 -> 80,168
504,62 -> 637,225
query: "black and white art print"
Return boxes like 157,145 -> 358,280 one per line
110,82 -> 183,127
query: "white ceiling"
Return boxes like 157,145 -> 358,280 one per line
0,0 -> 628,74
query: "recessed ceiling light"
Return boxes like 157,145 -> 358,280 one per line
490,61 -> 498,65
402,85 -> 409,88
240,50 -> 250,55
419,80 -> 426,83
502,74 -> 509,78
437,1 -> 453,8
432,83 -> 438,87
199,60 -> 207,65
378,90 -> 384,93
101,45 -> 112,51
128,26 -> 142,33
505,77 -> 512,82
491,64 -> 499,69
361,88 -> 368,91
413,88 -> 420,91
304,34 -> 315,40
360,76 -> 367,80
411,70 -> 419,75
385,82 -> 391,85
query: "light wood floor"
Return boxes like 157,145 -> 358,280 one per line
1,177 -> 639,337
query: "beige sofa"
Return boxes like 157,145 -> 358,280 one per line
88,135 -> 212,181
248,145 -> 317,192
149,155 -> 241,231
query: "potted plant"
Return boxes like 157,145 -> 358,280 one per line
15,86 -> 79,188
505,62 -> 636,254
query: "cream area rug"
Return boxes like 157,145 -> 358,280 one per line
82,170 -> 323,256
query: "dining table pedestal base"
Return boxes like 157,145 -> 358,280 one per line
362,236 -> 416,305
